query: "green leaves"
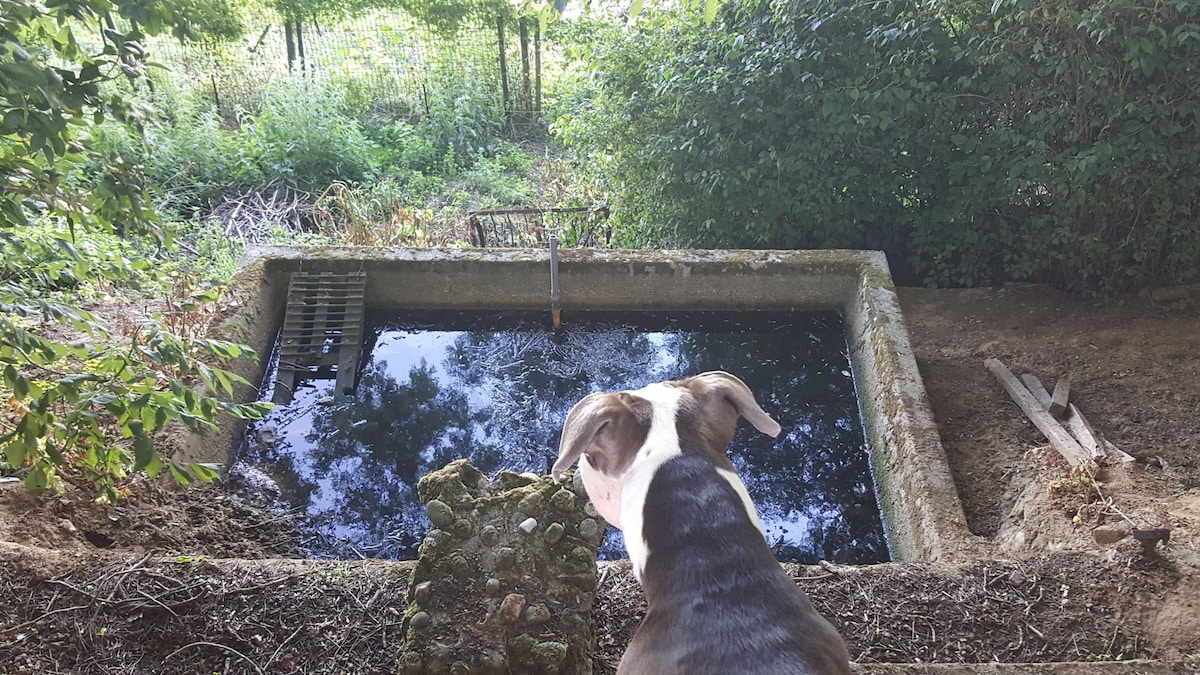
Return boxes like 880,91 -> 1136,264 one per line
556,0 -> 1200,294
2,0 -> 154,236
0,217 -> 270,499
0,301 -> 271,497
0,0 -> 253,494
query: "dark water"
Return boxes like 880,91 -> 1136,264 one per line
237,310 -> 889,565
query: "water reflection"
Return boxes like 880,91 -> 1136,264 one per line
236,310 -> 888,564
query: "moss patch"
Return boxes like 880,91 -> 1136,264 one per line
397,460 -> 602,674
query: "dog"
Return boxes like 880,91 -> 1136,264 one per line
552,371 -> 852,675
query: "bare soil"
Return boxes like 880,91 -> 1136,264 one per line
0,476 -> 299,560
899,285 -> 1200,543
2,285 -> 1199,673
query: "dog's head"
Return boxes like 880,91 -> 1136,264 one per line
552,371 -> 780,528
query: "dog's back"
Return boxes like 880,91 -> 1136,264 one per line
552,371 -> 852,675
622,454 -> 850,675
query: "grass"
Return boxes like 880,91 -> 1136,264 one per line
73,65 -> 601,285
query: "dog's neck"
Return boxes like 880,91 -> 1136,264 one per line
588,382 -> 679,580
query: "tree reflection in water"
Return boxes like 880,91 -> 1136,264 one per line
236,310 -> 888,564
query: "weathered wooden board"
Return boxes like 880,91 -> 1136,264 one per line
986,359 -> 1097,473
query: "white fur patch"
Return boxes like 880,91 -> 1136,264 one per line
717,467 -> 764,536
578,456 -> 623,527
612,382 -> 684,583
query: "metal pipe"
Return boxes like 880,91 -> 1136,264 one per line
550,234 -> 561,328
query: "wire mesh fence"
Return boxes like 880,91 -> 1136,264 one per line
146,10 -> 544,121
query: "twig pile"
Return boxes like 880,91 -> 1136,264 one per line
594,555 -> 1165,672
209,183 -> 315,242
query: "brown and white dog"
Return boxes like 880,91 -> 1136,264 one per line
552,371 -> 851,675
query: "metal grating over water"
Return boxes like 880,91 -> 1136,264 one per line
273,272 -> 366,404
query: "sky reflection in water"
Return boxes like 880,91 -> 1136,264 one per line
237,310 -> 889,564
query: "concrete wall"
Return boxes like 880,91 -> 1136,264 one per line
192,246 -> 980,562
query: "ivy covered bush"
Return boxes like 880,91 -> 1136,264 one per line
556,0 -> 1200,292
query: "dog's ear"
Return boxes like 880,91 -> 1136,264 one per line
689,371 -> 782,439
553,392 -> 652,482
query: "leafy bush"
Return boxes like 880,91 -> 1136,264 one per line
86,91 -> 266,213
957,0 -> 1200,291
83,75 -> 381,206
410,65 -> 506,170
246,76 -> 380,193
1,1 -> 272,499
147,99 -> 264,207
459,143 -> 535,206
163,218 -> 245,281
542,18 -> 623,125
0,222 -> 270,500
87,68 -> 511,212
556,0 -> 1200,293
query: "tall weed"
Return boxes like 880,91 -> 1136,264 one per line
411,65 -> 505,170
246,76 -> 380,193
459,145 -> 535,207
85,62 -> 551,250
143,95 -> 263,211
314,179 -> 462,246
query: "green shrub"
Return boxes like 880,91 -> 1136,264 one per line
556,0 -> 1200,293
78,80 -> 261,213
0,220 -> 270,499
542,18 -> 623,126
362,117 -> 441,173
460,143 -> 535,206
411,65 -> 506,171
164,218 -> 245,281
0,222 -> 139,298
86,76 -> 387,204
953,0 -> 1200,292
0,0 -> 273,501
247,76 -> 380,193
142,94 -> 263,209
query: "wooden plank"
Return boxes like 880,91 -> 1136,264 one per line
334,319 -> 364,401
288,280 -> 365,288
301,302 -> 333,359
1049,376 -> 1071,416
1020,374 -> 1104,461
1021,373 -> 1134,463
986,358 -> 1097,473
272,368 -> 297,405
1102,438 -> 1136,463
287,281 -> 364,293
1065,403 -> 1131,464
469,207 -> 596,217
281,308 -> 362,331
277,271 -> 366,399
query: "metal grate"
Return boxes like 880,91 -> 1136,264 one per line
467,206 -> 611,248
273,272 -> 366,404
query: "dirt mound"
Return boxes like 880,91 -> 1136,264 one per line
0,546 -> 410,674
0,477 -> 300,560
2,548 -> 1195,674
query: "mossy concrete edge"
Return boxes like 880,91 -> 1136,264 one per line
186,246 -> 980,562
844,252 -> 980,562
